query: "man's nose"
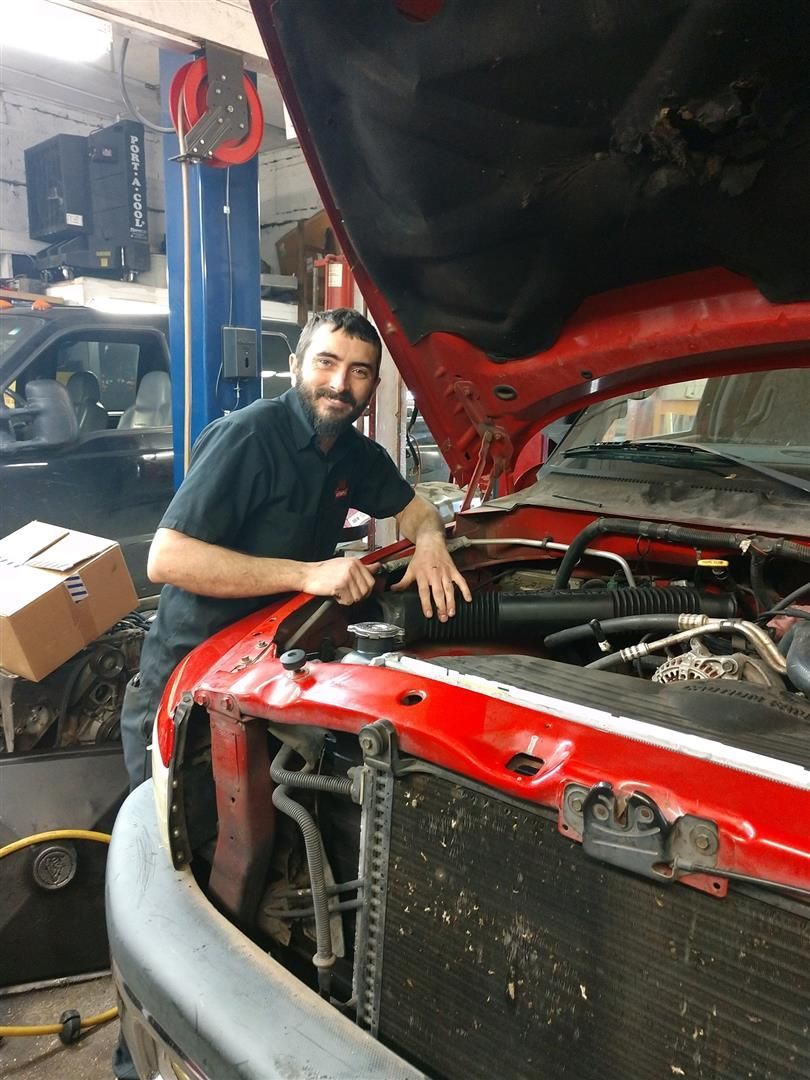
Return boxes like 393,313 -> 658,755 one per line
328,367 -> 347,391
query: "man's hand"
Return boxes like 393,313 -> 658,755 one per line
390,532 -> 471,621
301,557 -> 381,605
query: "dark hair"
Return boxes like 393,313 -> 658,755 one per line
294,308 -> 382,374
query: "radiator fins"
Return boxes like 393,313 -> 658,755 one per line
374,774 -> 810,1080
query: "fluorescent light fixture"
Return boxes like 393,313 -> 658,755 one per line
3,1 -> 112,64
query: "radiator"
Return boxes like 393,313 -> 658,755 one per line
357,770 -> 810,1080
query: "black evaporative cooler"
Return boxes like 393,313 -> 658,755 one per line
24,119 -> 150,279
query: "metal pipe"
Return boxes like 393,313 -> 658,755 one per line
587,617 -> 787,674
450,536 -> 637,587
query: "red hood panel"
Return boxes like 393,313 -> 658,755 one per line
251,1 -> 810,481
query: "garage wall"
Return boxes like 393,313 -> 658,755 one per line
259,145 -> 322,273
0,87 -> 166,262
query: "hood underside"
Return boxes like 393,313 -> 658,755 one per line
253,0 -> 810,479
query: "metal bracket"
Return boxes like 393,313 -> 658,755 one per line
453,380 -> 513,471
562,781 -> 719,885
354,721 -> 397,1035
453,380 -> 513,506
0,670 -> 18,753
358,718 -> 402,773
185,43 -> 249,160
166,692 -> 195,869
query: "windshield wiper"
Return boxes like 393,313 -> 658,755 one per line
563,440 -> 810,496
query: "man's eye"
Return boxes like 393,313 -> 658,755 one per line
353,368 -> 371,379
316,357 -> 333,368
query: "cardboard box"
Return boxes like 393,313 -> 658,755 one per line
0,521 -> 137,682
275,209 -> 340,277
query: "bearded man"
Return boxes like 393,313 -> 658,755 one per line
118,307 -> 470,789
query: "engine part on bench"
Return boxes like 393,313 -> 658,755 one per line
378,587 -> 736,645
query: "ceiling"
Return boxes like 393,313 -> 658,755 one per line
0,1 -> 288,145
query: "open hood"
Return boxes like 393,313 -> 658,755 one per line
251,0 -> 810,483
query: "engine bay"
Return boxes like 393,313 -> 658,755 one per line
294,514 -> 810,709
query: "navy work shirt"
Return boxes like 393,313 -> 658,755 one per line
138,388 -> 414,700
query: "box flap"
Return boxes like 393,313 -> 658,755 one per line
0,564 -> 55,617
28,529 -> 114,572
0,522 -> 68,567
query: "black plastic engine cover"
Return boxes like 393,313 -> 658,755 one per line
376,773 -> 810,1080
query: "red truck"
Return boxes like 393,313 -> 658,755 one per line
107,3 -> 810,1078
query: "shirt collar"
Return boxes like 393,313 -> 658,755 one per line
281,387 -> 356,459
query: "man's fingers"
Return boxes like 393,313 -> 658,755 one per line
417,576 -> 434,619
441,577 -> 457,619
453,569 -> 473,603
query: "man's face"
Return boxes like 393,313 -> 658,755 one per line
291,324 -> 380,439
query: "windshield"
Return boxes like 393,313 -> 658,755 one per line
559,368 -> 810,478
0,316 -> 45,367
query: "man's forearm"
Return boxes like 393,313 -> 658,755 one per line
147,528 -> 307,598
396,494 -> 445,545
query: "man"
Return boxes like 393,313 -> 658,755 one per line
120,307 -> 471,789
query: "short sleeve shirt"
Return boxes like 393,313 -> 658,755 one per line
138,388 -> 414,695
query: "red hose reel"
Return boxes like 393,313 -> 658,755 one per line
169,56 -> 264,167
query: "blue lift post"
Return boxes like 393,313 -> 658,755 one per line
160,49 -> 262,489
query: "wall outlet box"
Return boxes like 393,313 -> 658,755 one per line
222,326 -> 259,379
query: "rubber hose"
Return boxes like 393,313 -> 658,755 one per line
786,622 -> 810,695
0,829 -> 111,860
552,518 -> 810,590
779,624 -> 798,657
271,784 -> 335,995
759,581 -> 810,622
0,1008 -> 118,1039
270,744 -> 353,796
749,550 -> 777,613
381,587 -> 734,645
270,746 -> 338,995
544,614 -> 684,650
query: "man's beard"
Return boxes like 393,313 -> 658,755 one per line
295,382 -> 368,439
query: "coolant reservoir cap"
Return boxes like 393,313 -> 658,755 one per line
348,621 -> 405,640
347,621 -> 405,656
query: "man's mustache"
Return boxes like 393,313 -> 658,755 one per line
315,388 -> 356,406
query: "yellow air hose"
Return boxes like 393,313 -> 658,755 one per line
0,829 -> 118,1040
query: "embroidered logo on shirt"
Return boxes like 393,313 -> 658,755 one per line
335,480 -> 349,500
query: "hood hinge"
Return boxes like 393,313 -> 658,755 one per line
453,380 -> 514,509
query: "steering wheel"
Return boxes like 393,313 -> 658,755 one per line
1,386 -> 31,441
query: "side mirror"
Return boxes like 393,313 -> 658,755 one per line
0,379 -> 79,453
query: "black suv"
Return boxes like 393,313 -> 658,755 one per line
1,305 -> 299,597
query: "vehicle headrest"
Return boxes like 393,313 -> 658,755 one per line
67,370 -> 102,405
137,370 -> 171,408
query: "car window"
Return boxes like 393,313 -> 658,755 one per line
558,366 -> 810,477
19,329 -> 170,426
54,339 -> 140,414
261,329 -> 296,400
0,316 -> 45,361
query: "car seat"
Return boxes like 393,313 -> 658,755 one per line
0,379 -> 79,449
66,370 -> 108,433
118,371 -> 172,429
